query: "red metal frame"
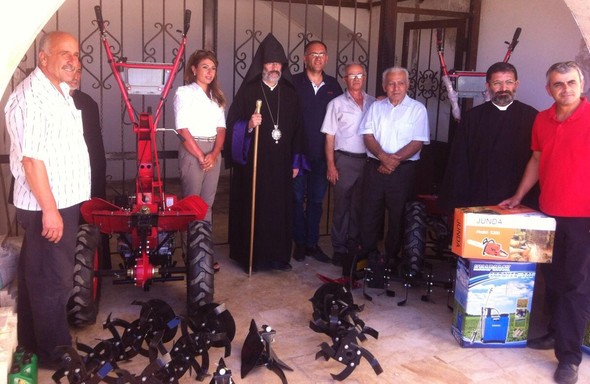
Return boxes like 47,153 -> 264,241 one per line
438,27 -> 521,90
97,19 -> 185,206
82,6 -> 206,288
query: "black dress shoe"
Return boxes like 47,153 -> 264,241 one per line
332,252 -> 346,266
293,244 -> 306,262
554,362 -> 578,384
527,333 -> 555,350
38,357 -> 62,372
271,261 -> 293,271
306,245 -> 330,263
252,261 -> 272,272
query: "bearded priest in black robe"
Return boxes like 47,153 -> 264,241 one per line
438,62 -> 539,212
225,33 -> 306,272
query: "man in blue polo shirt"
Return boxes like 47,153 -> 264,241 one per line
292,40 -> 342,263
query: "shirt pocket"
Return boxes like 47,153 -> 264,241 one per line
339,111 -> 361,139
396,122 -> 414,144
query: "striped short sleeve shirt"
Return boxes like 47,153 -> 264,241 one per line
5,67 -> 91,211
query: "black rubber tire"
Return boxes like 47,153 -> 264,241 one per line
426,214 -> 450,256
67,224 -> 101,327
403,201 -> 427,275
186,221 -> 214,318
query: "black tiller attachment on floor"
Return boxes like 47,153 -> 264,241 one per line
240,319 -> 293,383
52,299 -> 236,383
309,283 -> 382,381
316,328 -> 383,381
209,358 -> 235,384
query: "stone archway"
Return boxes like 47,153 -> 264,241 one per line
1,0 -> 589,93
1,0 -> 65,92
564,0 -> 590,51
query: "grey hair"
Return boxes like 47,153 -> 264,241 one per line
545,61 -> 585,85
38,32 -> 53,55
344,62 -> 366,75
38,31 -> 76,55
382,66 -> 409,84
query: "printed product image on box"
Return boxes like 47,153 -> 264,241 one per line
452,205 -> 555,262
451,257 -> 536,348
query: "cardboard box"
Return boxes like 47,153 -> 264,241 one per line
451,257 -> 536,348
452,205 -> 555,263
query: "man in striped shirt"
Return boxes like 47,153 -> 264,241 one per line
5,31 -> 90,369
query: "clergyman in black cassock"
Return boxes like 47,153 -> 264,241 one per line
438,62 -> 539,212
225,33 -> 305,272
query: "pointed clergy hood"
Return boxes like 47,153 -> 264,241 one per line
239,33 -> 293,92
224,33 -> 299,170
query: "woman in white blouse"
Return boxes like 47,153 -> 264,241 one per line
174,50 -> 226,248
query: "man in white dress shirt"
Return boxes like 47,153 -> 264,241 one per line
5,31 -> 90,369
358,66 -> 430,274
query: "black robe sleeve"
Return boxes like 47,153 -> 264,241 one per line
73,90 -> 107,199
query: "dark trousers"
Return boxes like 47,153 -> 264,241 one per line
331,151 -> 365,253
543,217 -> 590,366
360,159 -> 416,264
16,205 -> 79,364
293,158 -> 328,247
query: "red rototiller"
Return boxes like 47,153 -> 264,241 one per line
68,6 -> 217,326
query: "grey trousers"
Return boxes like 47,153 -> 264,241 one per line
330,151 -> 365,253
178,141 -> 221,223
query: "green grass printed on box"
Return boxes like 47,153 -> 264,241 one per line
454,301 -> 530,342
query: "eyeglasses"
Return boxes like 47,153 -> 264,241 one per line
346,73 -> 364,80
490,80 -> 516,87
307,52 -> 326,58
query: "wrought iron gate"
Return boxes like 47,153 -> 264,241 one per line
2,0 -> 476,240
401,18 -> 468,195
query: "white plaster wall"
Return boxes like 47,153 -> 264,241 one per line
0,0 -> 65,235
477,0 -> 587,110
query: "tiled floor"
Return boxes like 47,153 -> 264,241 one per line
37,237 -> 590,383
30,176 -> 590,383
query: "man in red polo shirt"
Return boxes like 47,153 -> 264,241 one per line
500,61 -> 590,384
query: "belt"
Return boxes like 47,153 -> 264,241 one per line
336,150 -> 367,159
368,157 -> 414,166
194,136 -> 217,142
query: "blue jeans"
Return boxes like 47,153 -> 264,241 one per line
293,158 -> 328,247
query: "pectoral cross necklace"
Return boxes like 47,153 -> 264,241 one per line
261,83 -> 282,143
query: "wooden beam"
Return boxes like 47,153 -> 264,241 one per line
396,6 -> 469,18
266,1 -> 464,12
466,0 -> 481,71
267,0 -> 371,10
202,0 -> 217,51
375,0 -> 396,97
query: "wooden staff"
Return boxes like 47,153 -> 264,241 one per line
248,99 -> 263,277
